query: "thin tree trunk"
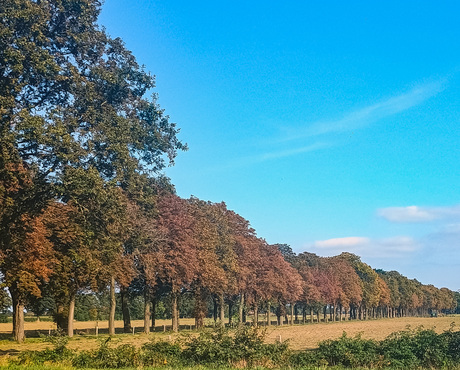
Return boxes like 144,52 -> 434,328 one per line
228,301 -> 233,326
109,275 -> 116,335
11,289 -> 25,343
253,301 -> 258,327
290,303 -> 294,325
238,293 -> 244,326
144,289 -> 151,334
267,302 -> 271,326
68,295 -> 75,337
151,296 -> 156,330
121,287 -> 131,333
172,291 -> 179,332
213,296 -> 218,322
219,293 -> 225,325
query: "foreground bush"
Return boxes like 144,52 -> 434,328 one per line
14,326 -> 289,368
11,324 -> 460,369
16,332 -> 73,365
181,326 -> 290,367
290,325 -> 460,369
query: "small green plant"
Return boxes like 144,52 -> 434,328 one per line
381,326 -> 453,369
139,339 -> 182,367
313,332 -> 381,368
181,325 -> 290,367
72,337 -> 138,368
15,330 -> 73,365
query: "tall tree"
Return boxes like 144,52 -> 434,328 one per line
1,0 -> 185,340
156,193 -> 197,332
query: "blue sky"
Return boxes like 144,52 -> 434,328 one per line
99,1 -> 460,290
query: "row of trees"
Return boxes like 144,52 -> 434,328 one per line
3,185 -> 458,342
0,0 -> 456,343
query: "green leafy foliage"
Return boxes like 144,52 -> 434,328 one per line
315,332 -> 380,368
15,331 -> 73,365
291,325 -> 460,369
380,326 -> 455,369
181,326 -> 290,367
139,340 -> 182,367
72,338 -> 138,368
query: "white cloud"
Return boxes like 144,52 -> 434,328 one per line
310,235 -> 419,258
314,236 -> 370,249
378,204 -> 460,223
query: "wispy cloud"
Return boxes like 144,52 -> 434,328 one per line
280,80 -> 445,142
378,204 -> 460,223
310,235 -> 419,258
227,79 -> 445,167
314,236 -> 370,249
250,142 -> 330,163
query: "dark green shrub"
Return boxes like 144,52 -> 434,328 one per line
379,329 -> 421,369
16,332 -> 73,365
72,338 -> 138,368
380,326 -> 453,369
139,339 -> 182,367
289,348 -> 322,367
445,330 -> 460,362
314,332 -> 381,368
181,326 -> 290,367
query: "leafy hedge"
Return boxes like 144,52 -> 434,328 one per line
292,324 -> 460,369
16,326 -> 289,368
13,324 -> 460,369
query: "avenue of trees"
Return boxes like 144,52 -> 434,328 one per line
0,0 -> 457,343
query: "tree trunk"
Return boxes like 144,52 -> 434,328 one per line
11,289 -> 25,343
238,293 -> 244,326
290,303 -> 294,325
213,296 -> 218,322
228,300 -> 233,326
253,301 -> 258,327
109,275 -> 116,335
55,302 -> 68,332
324,306 -> 328,323
219,293 -> 225,325
267,302 -> 271,326
151,296 -> 156,330
121,286 -> 131,333
194,287 -> 206,329
172,291 -> 179,332
68,295 -> 75,337
144,289 -> 151,334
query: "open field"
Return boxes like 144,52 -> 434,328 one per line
0,315 -> 459,357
